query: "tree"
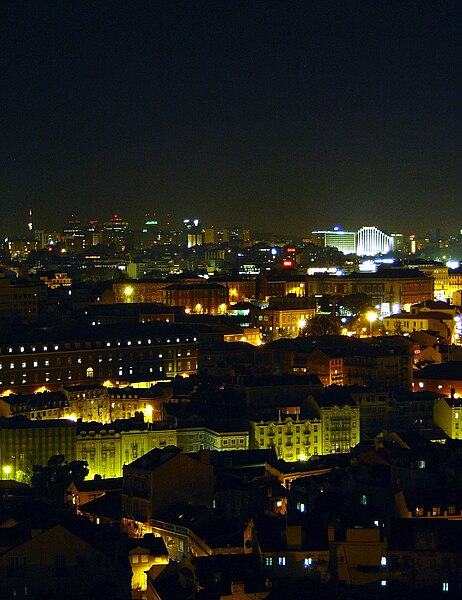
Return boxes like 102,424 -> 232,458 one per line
31,454 -> 89,505
337,293 -> 372,318
306,314 -> 340,336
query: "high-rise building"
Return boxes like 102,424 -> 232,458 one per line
311,227 -> 356,254
356,226 -> 392,256
183,218 -> 203,247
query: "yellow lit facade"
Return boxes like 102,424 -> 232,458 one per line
176,426 -> 249,453
257,308 -> 315,340
76,426 -> 178,479
433,397 -> 462,439
250,397 -> 360,462
249,416 -> 323,461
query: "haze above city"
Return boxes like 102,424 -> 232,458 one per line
2,1 -> 461,236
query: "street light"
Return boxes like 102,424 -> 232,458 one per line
123,285 -> 134,303
367,311 -> 378,336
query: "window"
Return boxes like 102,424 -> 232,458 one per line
381,556 -> 387,566
265,557 -> 272,566
443,582 -> 449,592
304,557 -> 312,567
278,557 -> 286,566
86,367 -> 94,378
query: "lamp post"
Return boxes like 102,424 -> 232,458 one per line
367,311 -> 378,337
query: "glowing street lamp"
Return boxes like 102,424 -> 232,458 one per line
3,465 -> 11,478
123,285 -> 134,302
367,311 -> 378,336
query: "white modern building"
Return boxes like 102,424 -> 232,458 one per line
356,226 -> 392,256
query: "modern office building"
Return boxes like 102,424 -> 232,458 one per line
311,227 -> 356,254
356,226 -> 392,256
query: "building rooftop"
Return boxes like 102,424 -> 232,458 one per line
414,361 -> 462,381
125,445 -> 182,471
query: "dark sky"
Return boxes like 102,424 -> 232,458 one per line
1,1 -> 461,237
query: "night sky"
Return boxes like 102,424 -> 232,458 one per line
1,1 -> 462,237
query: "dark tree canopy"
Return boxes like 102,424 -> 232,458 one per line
31,454 -> 89,505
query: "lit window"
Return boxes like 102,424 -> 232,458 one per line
443,582 -> 449,592
278,557 -> 286,566
20,346 -> 24,352
265,557 -> 272,566
418,382 -> 424,388
304,557 -> 312,567
381,580 -> 387,587
381,556 -> 387,566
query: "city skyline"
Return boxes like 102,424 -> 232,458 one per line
2,2 -> 462,236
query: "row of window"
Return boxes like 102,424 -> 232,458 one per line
265,556 -> 317,567
0,336 -> 197,355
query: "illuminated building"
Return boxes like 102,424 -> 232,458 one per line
434,396 -> 462,440
249,391 -> 359,461
6,237 -> 41,261
213,276 -> 256,304
256,307 -> 315,340
413,361 -> 462,397
176,423 -> 249,452
306,392 -> 360,454
0,321 -> 198,395
183,218 -> 203,247
76,419 -> 177,480
311,268 -> 434,308
161,282 -> 228,314
102,213 -> 129,250
390,232 -> 405,252
311,227 -> 356,254
406,261 -> 449,301
383,309 -> 456,343
0,418 -> 76,480
221,227 -> 251,243
249,414 -> 323,461
356,226 -> 392,256
261,336 -> 413,391
37,270 -> 72,289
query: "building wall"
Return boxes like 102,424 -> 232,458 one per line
0,328 -> 198,395
0,525 -> 131,600
250,417 -> 323,462
320,404 -> 360,454
0,421 -> 76,480
433,398 -> 462,439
